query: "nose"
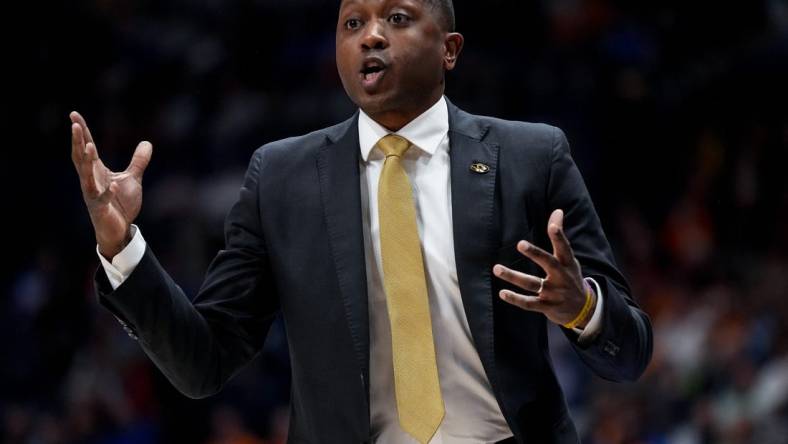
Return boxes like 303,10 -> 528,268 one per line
361,20 -> 388,51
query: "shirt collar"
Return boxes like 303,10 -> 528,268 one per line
358,96 -> 449,162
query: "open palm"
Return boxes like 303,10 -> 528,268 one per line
70,111 -> 152,258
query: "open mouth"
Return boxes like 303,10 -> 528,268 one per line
359,58 -> 388,90
361,64 -> 385,80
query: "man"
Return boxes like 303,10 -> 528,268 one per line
70,0 -> 652,442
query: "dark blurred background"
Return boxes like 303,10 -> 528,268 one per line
4,0 -> 788,443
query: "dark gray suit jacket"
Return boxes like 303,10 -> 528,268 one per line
96,98 -> 652,443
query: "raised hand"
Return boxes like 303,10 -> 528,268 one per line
70,111 -> 152,259
493,209 -> 597,329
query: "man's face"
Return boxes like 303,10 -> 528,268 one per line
336,0 -> 460,128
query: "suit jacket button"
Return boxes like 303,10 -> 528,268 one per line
604,340 -> 620,356
124,329 -> 138,340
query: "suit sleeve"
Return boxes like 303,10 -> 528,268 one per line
95,148 -> 279,398
546,127 -> 653,382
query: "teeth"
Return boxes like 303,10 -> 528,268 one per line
362,66 -> 384,81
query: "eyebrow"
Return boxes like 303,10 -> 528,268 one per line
339,0 -> 419,15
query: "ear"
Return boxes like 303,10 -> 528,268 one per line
443,32 -> 464,71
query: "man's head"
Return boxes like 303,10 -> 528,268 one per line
336,0 -> 464,130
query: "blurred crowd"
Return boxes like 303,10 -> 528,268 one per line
4,0 -> 788,443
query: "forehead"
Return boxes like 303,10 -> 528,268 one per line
339,0 -> 427,11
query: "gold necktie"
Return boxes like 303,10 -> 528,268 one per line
376,134 -> 444,444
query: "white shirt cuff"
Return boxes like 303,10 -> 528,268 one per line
96,224 -> 146,290
573,277 -> 604,341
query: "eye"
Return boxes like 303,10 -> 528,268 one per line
345,18 -> 362,30
388,13 -> 410,25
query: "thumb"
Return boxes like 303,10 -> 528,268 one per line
126,141 -> 153,180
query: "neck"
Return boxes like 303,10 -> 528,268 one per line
364,90 -> 444,132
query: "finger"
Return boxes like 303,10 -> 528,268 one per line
71,122 -> 97,196
69,111 -> 95,145
71,123 -> 85,166
547,209 -> 575,266
493,264 -> 543,293
126,141 -> 153,180
499,289 -> 545,312
516,240 -> 560,273
80,143 -> 102,198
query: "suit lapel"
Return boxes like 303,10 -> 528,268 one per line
316,114 -> 370,386
447,99 -> 501,385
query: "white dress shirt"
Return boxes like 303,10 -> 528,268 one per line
99,96 -> 604,444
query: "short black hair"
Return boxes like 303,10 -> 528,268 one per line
426,0 -> 455,32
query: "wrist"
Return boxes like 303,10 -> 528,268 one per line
563,280 -> 597,329
97,228 -> 132,260
575,284 -> 597,329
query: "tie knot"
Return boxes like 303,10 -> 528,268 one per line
377,134 -> 412,158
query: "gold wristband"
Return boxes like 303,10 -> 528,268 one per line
562,283 -> 595,329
